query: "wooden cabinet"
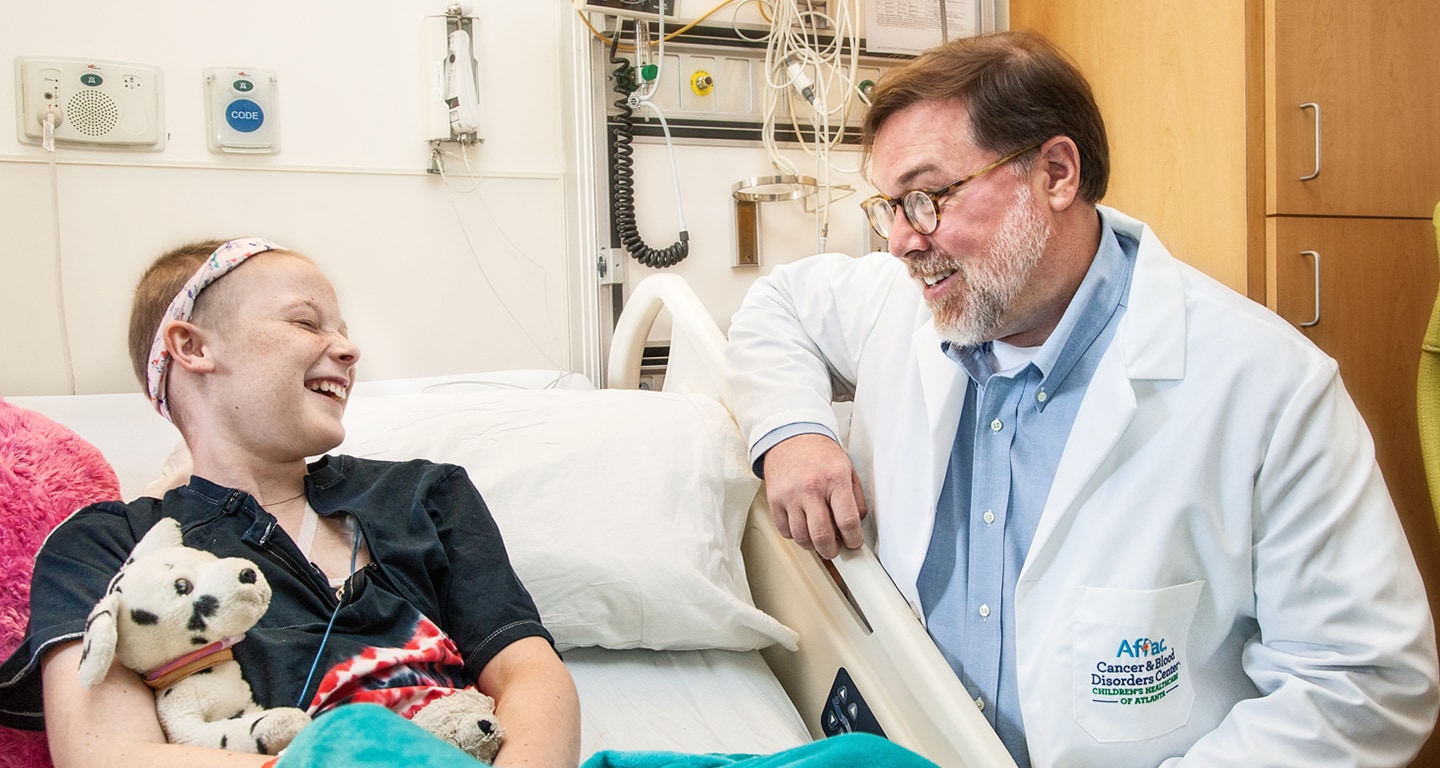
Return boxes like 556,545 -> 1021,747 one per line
1013,0 -> 1440,762
1267,1 -> 1440,218
1269,217 -> 1438,534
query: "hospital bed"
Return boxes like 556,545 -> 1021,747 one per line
7,274 -> 1014,767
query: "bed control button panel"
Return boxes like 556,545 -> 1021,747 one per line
821,667 -> 886,738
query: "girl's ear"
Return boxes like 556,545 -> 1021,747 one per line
163,320 -> 215,374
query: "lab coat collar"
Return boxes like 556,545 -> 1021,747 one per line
1103,206 -> 1187,381
1021,206 -> 1189,579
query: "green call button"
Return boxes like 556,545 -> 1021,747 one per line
233,79 -> 254,92
80,72 -> 103,87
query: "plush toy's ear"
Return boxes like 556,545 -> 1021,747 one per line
131,517 -> 184,561
76,518 -> 182,688
76,591 -> 120,689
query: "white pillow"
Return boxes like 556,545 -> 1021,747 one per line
333,388 -> 798,653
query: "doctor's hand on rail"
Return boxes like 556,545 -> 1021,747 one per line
761,433 -> 868,559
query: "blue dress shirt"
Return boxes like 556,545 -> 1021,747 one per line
917,213 -> 1137,766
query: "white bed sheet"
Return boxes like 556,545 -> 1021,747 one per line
568,646 -> 810,759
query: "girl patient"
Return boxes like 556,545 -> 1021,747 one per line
0,238 -> 581,767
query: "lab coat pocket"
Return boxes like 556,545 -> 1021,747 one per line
1072,581 -> 1203,743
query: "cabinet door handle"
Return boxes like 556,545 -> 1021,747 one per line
1299,102 -> 1321,181
1300,249 -> 1321,327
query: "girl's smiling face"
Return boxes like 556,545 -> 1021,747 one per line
194,251 -> 361,462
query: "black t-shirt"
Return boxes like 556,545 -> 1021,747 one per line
0,454 -> 552,729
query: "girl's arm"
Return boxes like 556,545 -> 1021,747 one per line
478,636 -> 581,768
41,641 -> 275,768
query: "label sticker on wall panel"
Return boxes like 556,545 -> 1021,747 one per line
15,57 -> 165,149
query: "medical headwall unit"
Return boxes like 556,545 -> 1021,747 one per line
574,0 -> 999,272
568,0 -> 997,383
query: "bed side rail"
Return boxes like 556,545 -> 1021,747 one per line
744,506 -> 1017,767
607,274 -> 728,404
607,274 -> 1016,766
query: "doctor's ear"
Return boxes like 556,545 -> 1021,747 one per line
1033,136 -> 1082,212
162,320 -> 216,374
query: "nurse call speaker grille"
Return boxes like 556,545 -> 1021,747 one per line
67,89 -> 120,136
14,56 -> 165,149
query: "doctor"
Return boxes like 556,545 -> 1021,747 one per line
725,29 -> 1439,767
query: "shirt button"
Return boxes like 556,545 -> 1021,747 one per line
990,418 -> 1003,432
1036,389 -> 1048,403
983,510 -> 995,525
978,604 -> 991,618
975,697 -> 985,711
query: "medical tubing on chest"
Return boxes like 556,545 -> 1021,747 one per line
607,30 -> 689,269
295,530 -> 362,708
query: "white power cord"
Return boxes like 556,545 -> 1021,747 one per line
761,0 -> 863,253
432,143 -> 566,370
44,106 -> 77,394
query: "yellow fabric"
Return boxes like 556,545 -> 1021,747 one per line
1418,201 -> 1440,530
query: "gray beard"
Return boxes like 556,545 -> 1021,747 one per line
930,185 -> 1051,347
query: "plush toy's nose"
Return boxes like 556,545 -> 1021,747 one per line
239,568 -> 258,585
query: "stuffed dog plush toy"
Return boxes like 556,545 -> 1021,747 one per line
77,517 -> 311,754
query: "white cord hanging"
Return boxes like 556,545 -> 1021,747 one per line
756,0 -> 864,252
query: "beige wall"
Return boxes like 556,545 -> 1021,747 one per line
1011,1 -> 1254,294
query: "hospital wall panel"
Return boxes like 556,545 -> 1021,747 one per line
0,0 -> 572,396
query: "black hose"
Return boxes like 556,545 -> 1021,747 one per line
607,31 -> 689,269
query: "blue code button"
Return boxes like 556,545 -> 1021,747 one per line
225,99 -> 264,132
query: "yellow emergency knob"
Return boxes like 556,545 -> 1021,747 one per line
690,70 -> 714,96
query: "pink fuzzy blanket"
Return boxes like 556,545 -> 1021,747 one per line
0,399 -> 121,768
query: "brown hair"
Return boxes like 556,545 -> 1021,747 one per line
861,29 -> 1109,204
126,239 -> 228,390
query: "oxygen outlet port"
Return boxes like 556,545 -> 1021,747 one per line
690,70 -> 713,96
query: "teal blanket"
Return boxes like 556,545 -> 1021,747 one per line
275,704 -> 938,768
582,733 -> 939,767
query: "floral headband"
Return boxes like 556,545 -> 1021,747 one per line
146,237 -> 286,421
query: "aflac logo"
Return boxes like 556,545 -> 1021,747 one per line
1115,637 -> 1167,658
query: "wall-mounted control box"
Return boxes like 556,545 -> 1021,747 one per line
422,12 -> 481,144
15,56 -> 165,149
204,67 -> 278,154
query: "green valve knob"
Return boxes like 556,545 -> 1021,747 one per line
641,64 -> 659,81
859,79 -> 876,96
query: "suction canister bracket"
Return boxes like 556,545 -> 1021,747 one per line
730,174 -> 817,267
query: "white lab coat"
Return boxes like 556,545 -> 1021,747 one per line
726,207 -> 1439,766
